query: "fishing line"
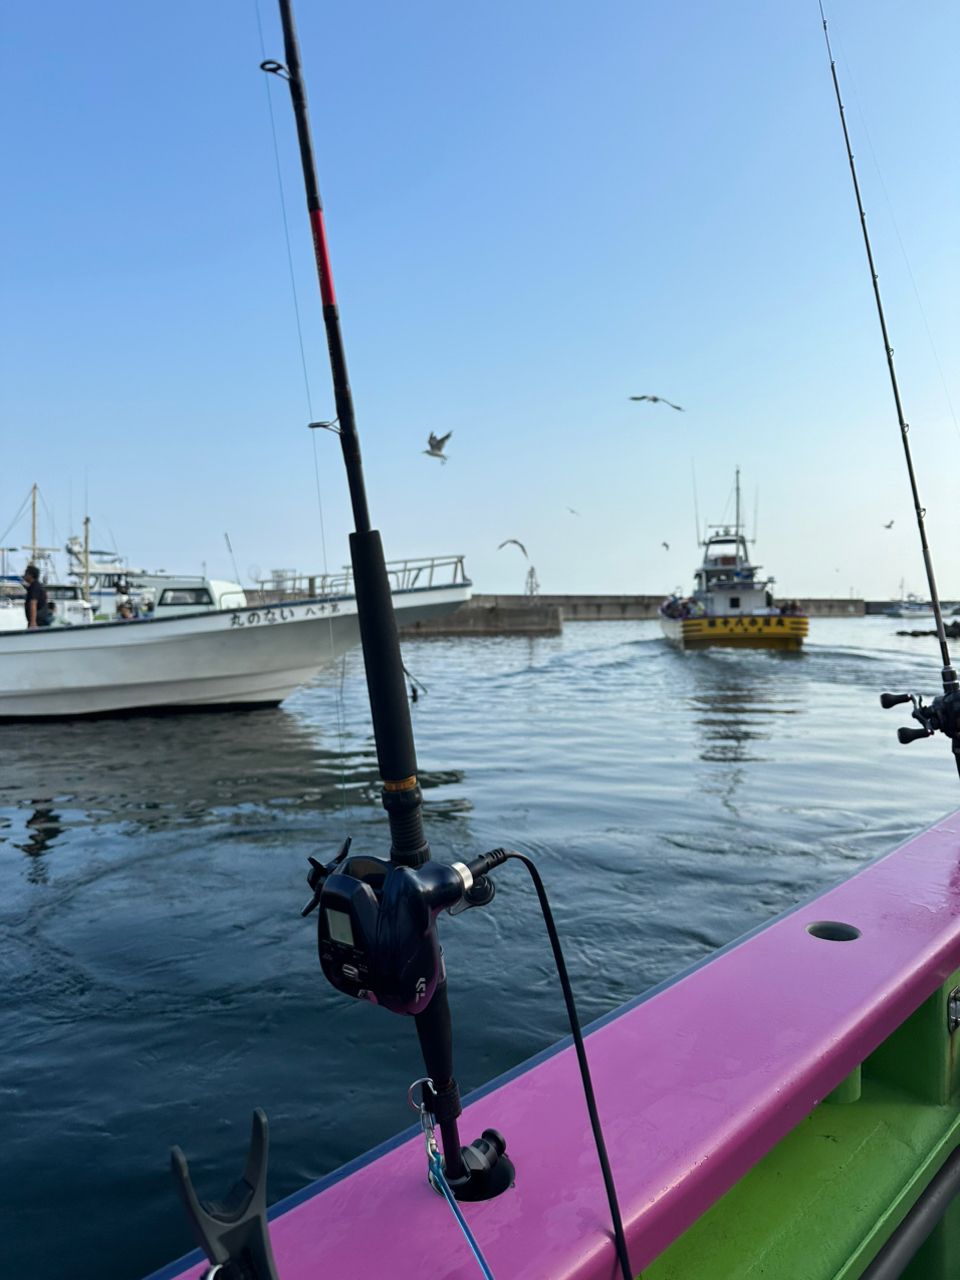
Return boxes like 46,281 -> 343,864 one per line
254,0 -> 315,424
255,0 -> 350,821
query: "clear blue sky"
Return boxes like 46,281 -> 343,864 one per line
2,0 -> 957,598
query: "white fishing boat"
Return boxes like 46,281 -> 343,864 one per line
659,468 -> 808,650
0,554 -> 470,719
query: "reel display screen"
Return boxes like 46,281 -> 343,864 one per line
324,907 -> 355,947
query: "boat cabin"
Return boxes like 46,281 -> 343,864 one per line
148,577 -> 247,617
693,530 -> 775,617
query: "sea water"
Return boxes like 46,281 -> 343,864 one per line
1,618 -> 955,1279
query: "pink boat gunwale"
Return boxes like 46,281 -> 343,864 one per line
150,809 -> 960,1280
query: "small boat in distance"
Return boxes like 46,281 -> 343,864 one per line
659,468 -> 807,650
883,592 -> 933,620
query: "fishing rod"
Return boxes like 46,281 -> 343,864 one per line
818,3 -> 960,780
173,6 -> 635,1277
266,0 -> 634,1271
258,0 -> 488,1194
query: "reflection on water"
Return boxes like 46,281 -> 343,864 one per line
2,618 -> 957,1280
16,803 -> 64,882
0,706 -> 376,840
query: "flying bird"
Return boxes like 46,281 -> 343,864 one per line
498,539 -> 529,559
661,541 -> 670,551
423,431 -> 452,463
566,507 -> 581,516
883,520 -> 894,529
630,395 -> 684,412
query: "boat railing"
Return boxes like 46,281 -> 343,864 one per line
250,554 -> 469,603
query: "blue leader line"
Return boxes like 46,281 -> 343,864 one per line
428,1149 -> 496,1280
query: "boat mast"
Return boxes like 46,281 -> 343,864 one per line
734,466 -> 741,569
31,484 -> 38,563
82,516 -> 91,606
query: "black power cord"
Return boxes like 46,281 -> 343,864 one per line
470,849 -> 636,1280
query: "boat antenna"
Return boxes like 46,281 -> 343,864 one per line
818,2 -> 960,776
224,532 -> 242,585
691,457 -> 701,544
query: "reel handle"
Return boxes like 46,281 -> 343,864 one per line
898,725 -> 931,744
880,691 -> 913,709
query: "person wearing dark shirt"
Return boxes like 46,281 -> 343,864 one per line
23,565 -> 50,630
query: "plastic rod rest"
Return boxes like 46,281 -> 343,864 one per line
171,1109 -> 280,1280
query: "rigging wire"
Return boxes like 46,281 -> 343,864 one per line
817,1 -> 955,685
718,478 -> 735,528
38,487 -> 61,554
0,489 -> 33,549
254,0 -> 349,821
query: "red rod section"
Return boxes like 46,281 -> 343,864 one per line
308,208 -> 337,308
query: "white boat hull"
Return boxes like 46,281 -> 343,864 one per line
0,585 -> 468,719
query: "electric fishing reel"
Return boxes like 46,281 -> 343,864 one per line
881,676 -> 960,761
301,838 -> 505,1015
300,840 -> 515,1201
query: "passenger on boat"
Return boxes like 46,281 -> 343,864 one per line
23,565 -> 52,630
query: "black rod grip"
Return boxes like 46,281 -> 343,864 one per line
415,982 -> 464,1181
349,529 -> 428,865
350,529 -> 417,782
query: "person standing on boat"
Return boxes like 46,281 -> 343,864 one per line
23,564 -> 51,629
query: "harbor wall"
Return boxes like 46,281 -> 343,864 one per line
247,586 -> 866,620
399,600 -> 562,636
483,593 -> 870,619
398,594 -> 866,636
465,594 -> 865,619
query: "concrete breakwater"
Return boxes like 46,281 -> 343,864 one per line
399,598 -> 562,636
398,594 -> 866,636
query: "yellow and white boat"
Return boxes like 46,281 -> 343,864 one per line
659,470 -> 807,651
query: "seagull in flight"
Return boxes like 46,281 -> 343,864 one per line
498,539 -> 529,559
883,519 -> 894,529
630,395 -> 684,412
661,541 -> 670,551
423,431 -> 452,463
566,507 -> 581,517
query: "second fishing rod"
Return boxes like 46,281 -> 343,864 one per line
818,3 -> 960,780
